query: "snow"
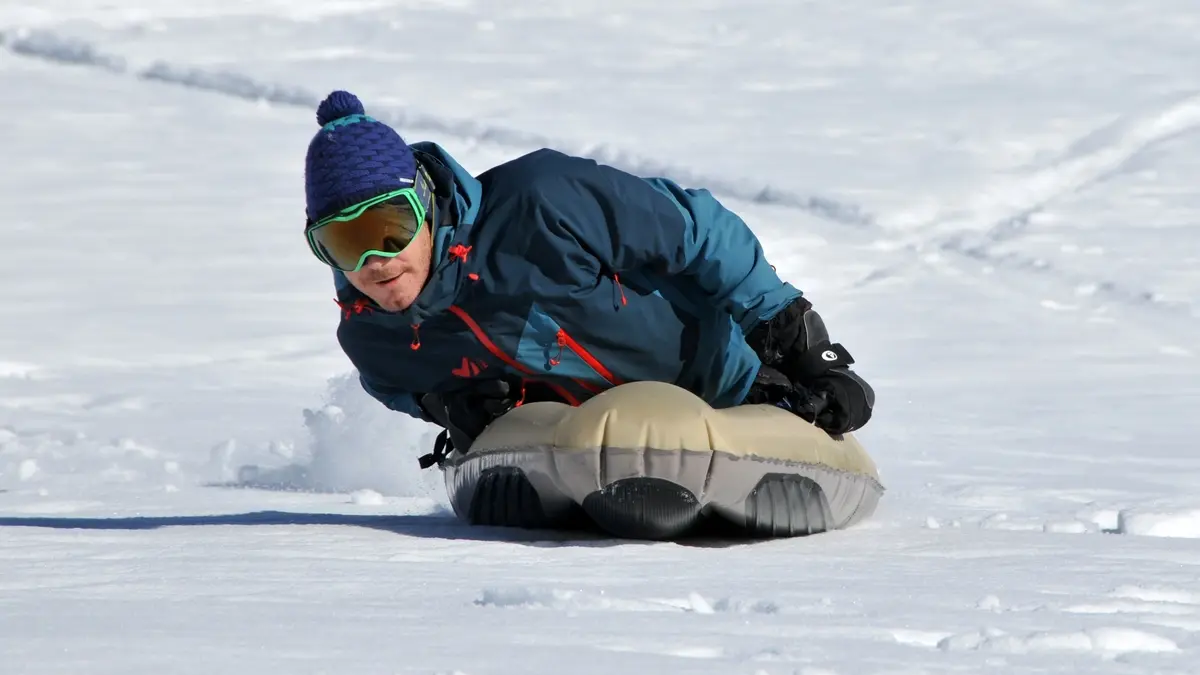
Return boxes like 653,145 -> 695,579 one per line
2,1 -> 1200,673
937,626 -> 1180,656
1118,504 -> 1200,539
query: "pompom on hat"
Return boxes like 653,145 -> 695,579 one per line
304,90 -> 418,222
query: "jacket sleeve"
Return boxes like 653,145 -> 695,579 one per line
525,151 -> 803,331
358,373 -> 433,422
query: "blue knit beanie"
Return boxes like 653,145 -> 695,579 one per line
304,90 -> 418,222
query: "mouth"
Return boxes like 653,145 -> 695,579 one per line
374,273 -> 402,286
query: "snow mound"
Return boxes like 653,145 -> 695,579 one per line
937,627 -> 1178,655
1111,585 -> 1200,605
0,361 -> 40,379
1116,503 -> 1200,539
0,425 -> 180,496
235,373 -> 447,503
474,587 -> 779,615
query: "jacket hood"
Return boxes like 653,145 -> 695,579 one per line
411,141 -> 483,228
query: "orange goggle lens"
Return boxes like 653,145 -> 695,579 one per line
308,198 -> 423,272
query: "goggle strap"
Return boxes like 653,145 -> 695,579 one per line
414,162 -> 434,220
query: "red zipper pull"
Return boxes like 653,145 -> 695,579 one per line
549,329 -> 566,366
448,244 -> 472,262
410,324 -> 421,350
612,273 -> 628,307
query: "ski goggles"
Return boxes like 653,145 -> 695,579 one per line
304,165 -> 435,272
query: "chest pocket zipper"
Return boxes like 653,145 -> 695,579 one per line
448,304 -> 623,402
549,328 -> 622,391
447,304 -> 582,405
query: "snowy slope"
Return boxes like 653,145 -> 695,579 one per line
2,3 -> 1200,673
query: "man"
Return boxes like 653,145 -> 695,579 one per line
303,91 -> 874,464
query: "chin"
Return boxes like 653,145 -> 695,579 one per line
378,291 -> 417,312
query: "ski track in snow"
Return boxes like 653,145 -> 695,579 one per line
904,90 -> 1200,245
0,27 -> 875,228
862,90 -> 1200,323
5,25 -> 1196,331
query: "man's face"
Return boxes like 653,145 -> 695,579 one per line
343,224 -> 433,312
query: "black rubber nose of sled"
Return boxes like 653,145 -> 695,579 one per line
581,477 -> 702,540
468,467 -> 551,529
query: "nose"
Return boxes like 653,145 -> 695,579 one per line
361,254 -> 391,269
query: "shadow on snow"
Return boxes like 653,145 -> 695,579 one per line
0,509 -> 632,547
0,509 -> 766,548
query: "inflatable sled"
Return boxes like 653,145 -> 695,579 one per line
441,381 -> 883,540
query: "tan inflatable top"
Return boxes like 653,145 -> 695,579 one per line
473,380 -> 880,480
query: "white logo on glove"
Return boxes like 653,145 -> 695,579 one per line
821,350 -> 838,362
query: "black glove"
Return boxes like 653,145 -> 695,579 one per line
417,379 -> 574,468
419,378 -> 521,459
746,298 -> 875,435
807,368 -> 874,435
